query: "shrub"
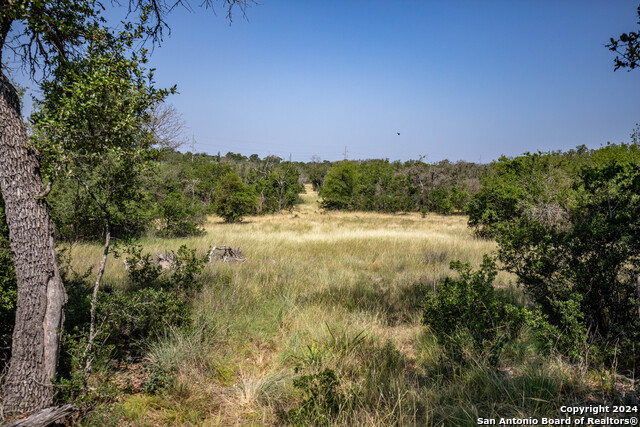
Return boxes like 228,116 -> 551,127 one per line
320,161 -> 357,210
524,299 -> 588,362
466,184 -> 526,237
97,287 -> 189,357
170,245 -> 208,295
497,162 -> 640,369
120,243 -> 207,295
287,368 -> 354,426
422,256 -> 526,365
158,191 -> 204,237
56,242 -> 205,402
430,186 -> 454,215
213,171 -> 257,223
120,244 -> 163,289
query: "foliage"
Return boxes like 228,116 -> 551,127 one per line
55,242 -> 208,402
98,288 -> 189,357
169,245 -> 209,295
607,5 -> 640,70
524,300 -> 588,362
147,152 -> 232,236
422,256 -> 526,365
287,368 -> 353,426
119,244 -> 163,289
120,243 -> 207,295
430,186 -> 454,215
213,171 -> 258,223
467,143 -> 640,238
497,161 -> 640,369
466,181 -> 527,237
467,142 -> 640,368
31,15 -> 173,241
320,159 -> 483,214
0,1 -> 98,76
157,191 -> 205,237
466,152 -> 573,237
353,160 -> 412,213
320,161 -> 358,210
248,161 -> 303,214
307,161 -> 331,194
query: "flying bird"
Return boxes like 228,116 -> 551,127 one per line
397,132 -> 401,135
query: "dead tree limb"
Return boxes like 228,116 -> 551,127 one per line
207,245 -> 246,262
2,404 -> 77,427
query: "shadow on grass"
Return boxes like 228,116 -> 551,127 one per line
299,277 -> 433,325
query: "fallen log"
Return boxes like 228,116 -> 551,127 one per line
2,404 -> 77,427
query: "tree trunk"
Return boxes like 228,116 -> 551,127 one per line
0,70 -> 66,413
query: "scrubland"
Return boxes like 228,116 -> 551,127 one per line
74,187 -> 628,426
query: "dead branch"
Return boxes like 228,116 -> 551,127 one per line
2,404 -> 77,427
207,245 -> 246,263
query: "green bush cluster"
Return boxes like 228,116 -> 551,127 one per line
46,151 -> 306,239
320,159 -> 481,214
55,243 -> 206,402
247,161 -> 304,214
212,171 -> 258,223
157,191 -> 205,237
466,141 -> 640,370
422,256 -> 526,365
287,368 -> 354,426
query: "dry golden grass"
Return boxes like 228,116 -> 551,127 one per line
68,185 -> 509,289
81,186 -> 595,426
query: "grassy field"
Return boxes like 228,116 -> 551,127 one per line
77,187 -> 621,426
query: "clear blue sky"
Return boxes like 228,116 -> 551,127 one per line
14,1 -> 640,162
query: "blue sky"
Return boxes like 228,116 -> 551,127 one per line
13,1 -> 640,162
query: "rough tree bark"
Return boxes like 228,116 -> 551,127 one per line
0,20 -> 67,414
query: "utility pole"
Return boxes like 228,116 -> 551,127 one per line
289,152 -> 292,162
343,146 -> 348,160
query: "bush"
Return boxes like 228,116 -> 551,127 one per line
431,186 -> 454,215
497,162 -> 640,369
56,242 -> 205,402
287,368 -> 354,426
320,161 -> 357,210
120,243 -> 207,295
97,287 -> 189,357
466,184 -> 526,237
525,299 -> 588,362
170,245 -> 208,295
158,191 -> 204,237
422,256 -> 526,365
213,171 -> 257,223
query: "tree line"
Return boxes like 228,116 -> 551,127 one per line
42,148 -> 491,241
319,158 -> 486,214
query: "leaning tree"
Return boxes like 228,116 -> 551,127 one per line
0,0 -> 251,415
